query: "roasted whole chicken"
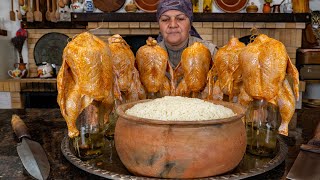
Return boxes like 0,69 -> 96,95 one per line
136,37 -> 174,98
57,32 -> 115,138
108,34 -> 146,103
175,42 -> 212,98
211,37 -> 245,101
238,34 -> 299,136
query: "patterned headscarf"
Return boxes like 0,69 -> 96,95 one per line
156,0 -> 202,42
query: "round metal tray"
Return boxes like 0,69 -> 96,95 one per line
61,136 -> 287,180
34,32 -> 69,66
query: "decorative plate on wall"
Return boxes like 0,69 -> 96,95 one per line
215,0 -> 249,13
93,0 -> 126,12
34,32 -> 69,66
134,0 -> 160,13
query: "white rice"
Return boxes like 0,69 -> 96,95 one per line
125,96 -> 236,121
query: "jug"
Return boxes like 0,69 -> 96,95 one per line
272,4 -> 281,13
70,0 -> 84,12
8,63 -> 27,78
283,0 -> 293,13
8,68 -> 26,79
83,0 -> 95,12
37,62 -> 54,78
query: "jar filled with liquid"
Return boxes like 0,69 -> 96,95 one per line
245,99 -> 279,157
73,103 -> 106,160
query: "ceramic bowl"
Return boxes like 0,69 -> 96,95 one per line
115,99 -> 247,178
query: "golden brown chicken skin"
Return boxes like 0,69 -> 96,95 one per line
238,34 -> 299,136
212,37 -> 245,101
136,37 -> 174,98
57,32 -> 114,138
108,34 -> 146,103
175,42 -> 212,98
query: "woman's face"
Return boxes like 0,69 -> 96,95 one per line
159,10 -> 191,49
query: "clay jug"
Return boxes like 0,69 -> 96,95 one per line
13,63 -> 28,78
263,3 -> 272,13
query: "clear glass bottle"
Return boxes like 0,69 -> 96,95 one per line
245,99 -> 279,157
283,0 -> 293,13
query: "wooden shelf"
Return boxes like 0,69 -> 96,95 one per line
71,12 -> 311,22
6,78 -> 57,83
21,21 -> 87,29
21,13 -> 310,29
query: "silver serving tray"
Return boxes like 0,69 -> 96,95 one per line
61,136 -> 287,180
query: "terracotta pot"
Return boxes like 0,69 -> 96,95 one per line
263,3 -> 271,13
115,99 -> 247,178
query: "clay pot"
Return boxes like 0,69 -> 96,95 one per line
246,2 -> 258,13
125,1 -> 138,12
115,99 -> 247,179
263,3 -> 271,13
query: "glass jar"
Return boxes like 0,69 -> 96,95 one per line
245,99 -> 279,157
283,0 -> 293,13
73,104 -> 106,160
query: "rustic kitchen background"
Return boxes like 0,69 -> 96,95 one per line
0,0 -> 319,109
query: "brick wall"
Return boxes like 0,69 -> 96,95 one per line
26,22 -> 305,77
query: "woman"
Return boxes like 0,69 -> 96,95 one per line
156,0 -> 218,69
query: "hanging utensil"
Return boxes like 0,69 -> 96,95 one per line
63,0 -> 69,5
10,0 -> 16,21
11,114 -> 50,180
34,0 -> 42,22
26,0 -> 34,22
58,0 -> 65,8
55,0 -> 60,21
16,9 -> 22,20
46,0 -> 51,21
50,0 -> 57,22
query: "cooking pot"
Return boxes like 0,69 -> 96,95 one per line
114,99 -> 247,178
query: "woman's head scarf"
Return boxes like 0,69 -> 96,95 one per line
156,0 -> 202,42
